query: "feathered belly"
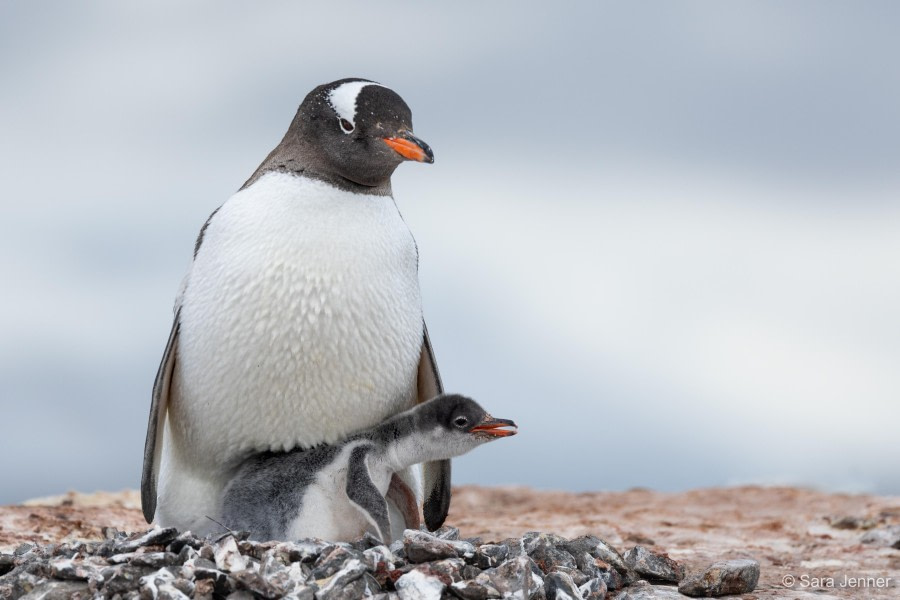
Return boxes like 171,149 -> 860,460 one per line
169,174 -> 424,467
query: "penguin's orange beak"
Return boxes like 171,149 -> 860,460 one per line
471,416 -> 518,438
383,132 -> 434,164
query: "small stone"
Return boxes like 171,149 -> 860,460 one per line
449,579 -> 502,600
352,532 -> 385,551
0,554 -> 15,576
214,536 -> 248,573
15,580 -> 91,599
116,528 -> 179,554
524,532 -> 569,554
101,526 -> 121,540
131,552 -> 179,568
623,546 -> 683,584
530,545 -> 577,574
395,568 -> 446,600
425,558 -> 466,583
233,569 -> 290,599
314,558 -> 367,600
482,555 -> 544,600
274,540 -> 329,564
500,538 -> 526,559
225,592 -> 255,600
403,530 -> 475,563
473,545 -> 508,569
100,564 -> 155,596
460,565 -> 482,581
48,556 -> 105,581
578,578 -> 607,600
312,546 -> 364,580
14,543 -> 36,556
544,571 -> 583,600
860,524 -> 900,548
611,580 -> 684,599
572,552 -> 625,591
194,563 -> 234,597
564,537 -> 629,578
677,559 -> 759,597
432,526 -> 461,541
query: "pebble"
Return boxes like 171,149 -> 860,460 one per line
395,568 -> 445,600
623,546 -> 684,584
677,559 -> 760,597
860,524 -> 900,548
403,530 -> 474,563
0,527 -> 759,599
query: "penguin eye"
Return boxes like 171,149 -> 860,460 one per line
339,118 -> 354,133
453,416 -> 468,428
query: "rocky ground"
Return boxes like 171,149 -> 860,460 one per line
1,486 -> 898,599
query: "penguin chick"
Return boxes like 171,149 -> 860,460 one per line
221,394 -> 516,543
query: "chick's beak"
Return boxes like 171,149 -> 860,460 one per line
470,416 -> 518,437
382,132 -> 434,164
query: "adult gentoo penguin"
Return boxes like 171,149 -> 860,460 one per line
222,395 -> 516,542
141,78 -> 450,536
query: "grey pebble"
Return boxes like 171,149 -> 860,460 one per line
623,546 -> 683,584
544,571 -> 583,600
677,559 -> 759,597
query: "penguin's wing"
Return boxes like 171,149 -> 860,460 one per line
346,444 -> 392,543
140,308 -> 180,523
417,323 -> 452,530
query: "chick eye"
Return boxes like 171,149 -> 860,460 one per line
339,118 -> 354,133
453,416 -> 468,428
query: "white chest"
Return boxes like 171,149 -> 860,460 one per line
172,172 -> 424,461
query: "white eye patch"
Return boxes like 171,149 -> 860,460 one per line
327,80 -> 384,133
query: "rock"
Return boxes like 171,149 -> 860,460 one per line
14,543 -> 35,556
233,569 -> 291,599
395,568 -> 446,600
0,554 -> 15,576
353,532 -> 385,551
530,544 -> 577,574
460,564 -> 482,580
482,555 -> 545,600
623,546 -> 683,584
611,581 -> 684,599
524,532 -> 569,554
214,536 -> 248,572
312,546 -> 364,579
860,524 -> 900,548
274,540 -> 329,564
193,563 -> 234,597
544,571 -> 583,599
424,558 -> 466,583
167,531 -> 203,554
48,556 -> 105,581
500,538 -> 526,559
116,528 -> 179,553
473,544 -> 508,569
578,578 -> 607,600
433,526 -> 461,541
131,552 -> 179,568
403,530 -> 475,563
100,564 -> 155,596
17,580 -> 91,599
564,537 -> 629,577
314,559 -> 369,600
677,559 -> 759,597
449,579 -> 502,600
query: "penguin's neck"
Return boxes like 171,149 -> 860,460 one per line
239,133 -> 393,196
367,416 -> 449,473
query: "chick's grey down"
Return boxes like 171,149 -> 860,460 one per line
222,395 -> 517,542
141,78 -> 450,537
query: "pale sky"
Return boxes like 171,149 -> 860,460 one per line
1,1 -> 898,504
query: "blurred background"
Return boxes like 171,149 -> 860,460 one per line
1,1 -> 898,505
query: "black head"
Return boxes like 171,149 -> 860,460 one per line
418,394 -> 517,441
287,78 -> 433,189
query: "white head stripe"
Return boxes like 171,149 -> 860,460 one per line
327,80 -> 384,129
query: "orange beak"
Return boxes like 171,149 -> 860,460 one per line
471,417 -> 518,438
383,132 -> 434,164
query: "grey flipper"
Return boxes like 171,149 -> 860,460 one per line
141,309 -> 180,523
418,324 -> 451,530
346,445 -> 391,543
